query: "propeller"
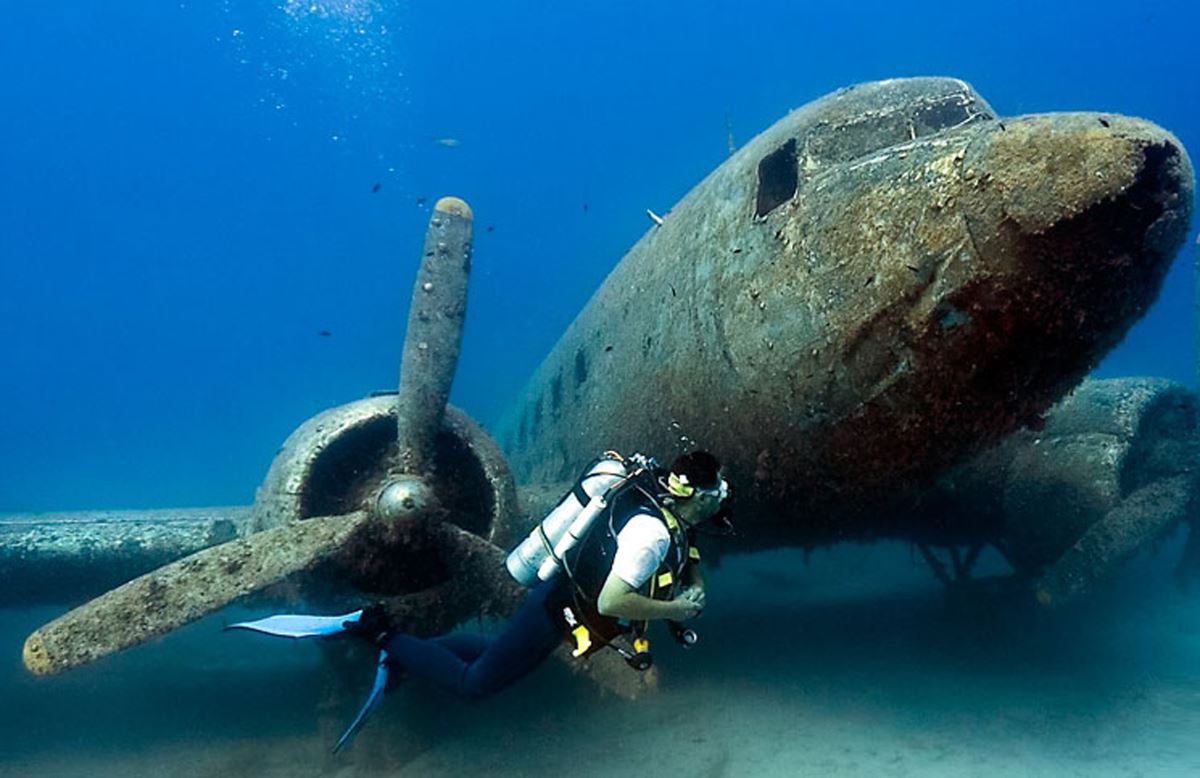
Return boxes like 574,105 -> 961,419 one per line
24,196 -> 654,700
23,198 -> 515,675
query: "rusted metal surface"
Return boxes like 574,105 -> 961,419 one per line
497,78 -> 1194,550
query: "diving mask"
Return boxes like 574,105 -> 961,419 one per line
666,472 -> 730,502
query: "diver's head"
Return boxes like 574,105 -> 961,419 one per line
663,451 -> 730,527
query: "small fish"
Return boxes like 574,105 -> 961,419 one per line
647,209 -> 665,226
371,183 -> 381,193
434,137 -> 461,148
318,330 -> 332,337
416,197 -> 427,206
486,225 -> 495,233
582,203 -> 589,213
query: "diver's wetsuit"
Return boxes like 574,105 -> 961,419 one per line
381,482 -> 687,700
381,577 -> 568,700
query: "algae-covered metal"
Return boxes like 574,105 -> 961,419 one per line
498,78 -> 1194,548
0,507 -> 250,606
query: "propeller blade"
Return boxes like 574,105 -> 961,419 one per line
1035,475 -> 1194,607
394,197 -> 473,474
22,511 -> 371,675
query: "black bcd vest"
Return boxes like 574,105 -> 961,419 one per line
553,474 -> 695,656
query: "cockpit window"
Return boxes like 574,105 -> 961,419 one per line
755,138 -> 798,218
752,86 -> 994,219
913,99 -> 986,136
804,93 -> 993,168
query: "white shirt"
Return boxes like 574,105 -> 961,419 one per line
609,512 -> 672,589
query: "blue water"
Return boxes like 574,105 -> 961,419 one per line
1,0 -> 1196,512
1,3 -> 1199,775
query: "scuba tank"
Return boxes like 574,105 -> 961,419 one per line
505,452 -> 632,587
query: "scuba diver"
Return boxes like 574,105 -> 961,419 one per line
227,450 -> 731,752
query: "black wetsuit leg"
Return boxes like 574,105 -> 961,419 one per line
383,578 -> 565,700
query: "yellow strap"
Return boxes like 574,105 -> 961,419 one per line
661,507 -> 680,531
689,546 -> 701,561
634,637 -> 650,653
657,571 -> 674,588
571,625 -> 592,657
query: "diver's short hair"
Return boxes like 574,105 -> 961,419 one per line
668,451 -> 721,491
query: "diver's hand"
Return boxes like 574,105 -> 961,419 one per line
672,587 -> 705,620
680,584 -> 706,608
679,584 -> 706,612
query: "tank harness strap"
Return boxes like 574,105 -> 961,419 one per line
535,521 -> 556,559
661,506 -> 681,532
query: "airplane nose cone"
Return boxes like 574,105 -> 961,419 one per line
951,113 -> 1192,391
961,112 -> 1193,287
807,112 -> 1192,506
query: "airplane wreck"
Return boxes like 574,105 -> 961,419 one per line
9,77 -> 1195,683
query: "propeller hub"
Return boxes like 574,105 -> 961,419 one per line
375,477 -> 437,522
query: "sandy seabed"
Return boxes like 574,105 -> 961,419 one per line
2,541 -> 1198,777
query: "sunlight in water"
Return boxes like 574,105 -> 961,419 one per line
282,0 -> 378,24
234,0 -> 406,131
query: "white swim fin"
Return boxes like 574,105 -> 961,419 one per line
333,649 -> 395,754
225,610 -> 363,639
